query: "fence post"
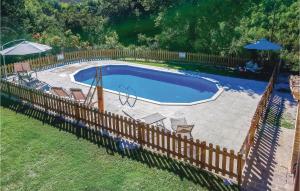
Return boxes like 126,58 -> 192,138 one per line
237,152 -> 243,186
201,141 -> 206,168
29,89 -> 34,104
75,103 -> 82,137
166,132 -> 170,157
137,122 -> 144,148
7,81 -> 11,98
196,139 -> 200,167
44,94 -> 48,113
75,103 -> 80,120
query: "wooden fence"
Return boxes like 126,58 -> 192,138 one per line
239,62 -> 280,157
0,49 -> 247,77
1,49 -> 285,186
0,79 -> 244,184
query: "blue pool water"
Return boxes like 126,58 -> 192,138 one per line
73,65 -> 219,104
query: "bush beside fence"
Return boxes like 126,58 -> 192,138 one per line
0,80 -> 244,184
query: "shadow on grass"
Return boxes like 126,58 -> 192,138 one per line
1,95 -> 238,191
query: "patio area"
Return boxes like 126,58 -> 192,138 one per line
36,60 -> 267,151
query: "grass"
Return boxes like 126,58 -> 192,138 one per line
280,118 -> 294,129
0,97 -> 239,191
122,58 -> 271,81
267,99 -> 295,129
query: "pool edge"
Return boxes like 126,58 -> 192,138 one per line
69,63 -> 224,106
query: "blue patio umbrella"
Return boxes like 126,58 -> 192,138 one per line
244,38 -> 282,51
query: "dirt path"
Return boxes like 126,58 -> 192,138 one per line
241,74 -> 297,191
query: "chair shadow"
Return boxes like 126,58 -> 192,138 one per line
0,95 -> 239,191
241,94 -> 284,191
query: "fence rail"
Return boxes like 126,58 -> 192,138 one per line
0,49 -> 248,77
0,79 -> 244,184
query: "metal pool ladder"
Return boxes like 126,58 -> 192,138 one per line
118,85 -> 137,107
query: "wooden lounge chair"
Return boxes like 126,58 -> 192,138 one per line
170,117 -> 194,139
14,62 -> 36,76
244,60 -> 263,73
50,87 -> 70,99
122,110 -> 166,130
70,88 -> 86,103
70,88 -> 98,107
14,62 -> 37,84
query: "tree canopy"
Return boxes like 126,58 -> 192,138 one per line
1,0 -> 299,70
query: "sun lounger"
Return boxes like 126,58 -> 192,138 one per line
245,60 -> 263,73
50,87 -> 70,99
14,62 -> 30,73
13,63 -> 49,91
122,110 -> 166,129
176,125 -> 194,139
170,117 -> 194,139
70,88 -> 98,107
57,53 -> 64,61
14,62 -> 37,84
14,62 -> 36,76
70,88 -> 86,103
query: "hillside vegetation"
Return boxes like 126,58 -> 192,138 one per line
1,0 -> 299,70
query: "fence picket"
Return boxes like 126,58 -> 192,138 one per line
156,127 -> 160,151
215,145 -> 220,173
183,136 -> 188,162
108,112 -> 112,133
222,148 -> 228,176
237,152 -> 243,185
196,140 -> 200,167
167,132 -> 170,157
161,130 -> 165,153
172,132 -> 176,158
177,135 -> 182,160
120,116 -> 124,136
229,150 -> 235,178
189,139 -> 194,164
208,143 -> 213,171
201,141 -> 206,168
146,124 -> 150,147
141,124 -> 145,146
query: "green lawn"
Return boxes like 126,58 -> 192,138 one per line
0,98 -> 238,191
122,59 -> 271,81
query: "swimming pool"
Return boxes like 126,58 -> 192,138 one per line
72,65 -> 222,105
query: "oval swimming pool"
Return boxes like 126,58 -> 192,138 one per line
72,65 -> 222,105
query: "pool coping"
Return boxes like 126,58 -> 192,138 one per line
69,62 -> 224,106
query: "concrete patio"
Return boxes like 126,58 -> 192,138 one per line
36,60 -> 267,151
